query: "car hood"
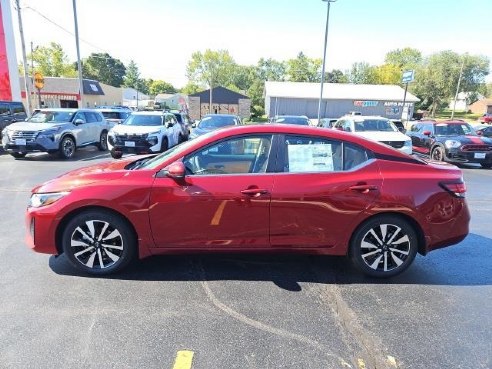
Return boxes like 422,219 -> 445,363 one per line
6,122 -> 67,131
112,125 -> 163,135
436,135 -> 492,145
32,157 -> 143,193
354,131 -> 410,141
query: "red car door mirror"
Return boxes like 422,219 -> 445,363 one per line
164,161 -> 186,179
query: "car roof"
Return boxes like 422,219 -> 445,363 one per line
341,115 -> 388,121
132,111 -> 170,116
201,124 -> 415,160
203,114 -> 239,118
37,108 -> 98,113
418,119 -> 468,125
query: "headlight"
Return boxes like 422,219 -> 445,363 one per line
404,140 -> 412,147
2,127 -> 11,139
38,128 -> 61,139
29,191 -> 70,208
445,140 -> 461,149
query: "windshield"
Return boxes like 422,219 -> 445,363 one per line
274,116 -> 310,125
138,130 -> 218,170
28,111 -> 75,123
435,123 -> 476,136
123,114 -> 163,126
354,119 -> 397,132
198,116 -> 237,129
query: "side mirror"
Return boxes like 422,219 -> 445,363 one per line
163,161 -> 185,179
192,122 -> 197,128
74,118 -> 84,125
423,130 -> 431,136
477,130 -> 483,136
166,122 -> 174,128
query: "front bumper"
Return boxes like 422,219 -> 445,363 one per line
108,135 -> 160,154
445,148 -> 492,164
2,136 -> 59,153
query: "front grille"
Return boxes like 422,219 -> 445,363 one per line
115,133 -> 146,140
11,131 -> 38,141
380,141 -> 405,149
461,144 -> 492,152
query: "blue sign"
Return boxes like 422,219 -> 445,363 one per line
402,70 -> 415,83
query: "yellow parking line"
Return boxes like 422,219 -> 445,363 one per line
172,350 -> 194,369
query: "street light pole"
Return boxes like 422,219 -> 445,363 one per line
317,0 -> 336,124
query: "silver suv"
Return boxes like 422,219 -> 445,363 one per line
1,108 -> 111,159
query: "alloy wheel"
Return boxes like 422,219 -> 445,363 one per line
70,219 -> 124,269
359,223 -> 412,273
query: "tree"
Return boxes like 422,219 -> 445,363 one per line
148,80 -> 177,96
372,64 -> 401,85
326,69 -> 348,83
256,58 -> 286,81
286,52 -> 321,82
347,62 -> 377,84
186,49 -> 237,110
81,53 -> 126,87
385,48 -> 422,71
412,51 -> 489,116
123,60 -> 143,90
180,82 -> 201,95
24,42 -> 77,77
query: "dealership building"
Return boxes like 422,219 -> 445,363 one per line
264,81 -> 420,120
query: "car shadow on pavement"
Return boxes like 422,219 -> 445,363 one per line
4,147 -> 111,162
49,233 -> 492,289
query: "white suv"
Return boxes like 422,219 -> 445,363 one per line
333,115 -> 412,154
107,111 -> 187,159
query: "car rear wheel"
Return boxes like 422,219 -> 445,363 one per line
62,210 -> 136,275
97,131 -> 108,151
10,152 -> 26,159
350,215 -> 418,278
59,136 -> 76,159
431,146 -> 445,161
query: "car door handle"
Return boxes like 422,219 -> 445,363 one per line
349,184 -> 378,193
241,188 -> 268,196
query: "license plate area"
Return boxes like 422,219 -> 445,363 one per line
474,152 -> 486,159
124,141 -> 136,147
15,138 -> 27,146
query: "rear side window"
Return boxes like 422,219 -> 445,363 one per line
282,135 -> 369,173
0,103 -> 10,116
11,103 -> 25,116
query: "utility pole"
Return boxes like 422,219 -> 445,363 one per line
72,0 -> 84,108
451,56 -> 466,120
15,0 -> 31,116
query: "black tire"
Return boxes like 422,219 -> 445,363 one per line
97,131 -> 108,151
160,137 -> 169,152
62,210 -> 136,275
349,215 -> 418,278
10,152 -> 26,159
110,149 -> 123,159
480,163 -> 492,169
58,136 -> 76,159
178,133 -> 186,144
431,146 -> 445,161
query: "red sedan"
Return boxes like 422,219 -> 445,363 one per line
26,124 -> 470,278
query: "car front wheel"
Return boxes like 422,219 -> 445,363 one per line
350,215 -> 418,278
10,152 -> 26,159
62,210 -> 136,275
59,136 -> 76,159
431,146 -> 445,161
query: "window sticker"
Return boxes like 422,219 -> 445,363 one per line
287,144 -> 334,172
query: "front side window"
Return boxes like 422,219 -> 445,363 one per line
85,112 -> 99,123
282,135 -> 369,173
184,135 -> 273,175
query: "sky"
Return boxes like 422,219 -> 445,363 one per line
10,0 -> 492,88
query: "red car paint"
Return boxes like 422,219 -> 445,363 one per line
26,124 -> 470,276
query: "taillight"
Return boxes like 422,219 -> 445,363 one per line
439,181 -> 466,198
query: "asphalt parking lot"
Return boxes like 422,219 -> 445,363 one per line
0,147 -> 491,369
